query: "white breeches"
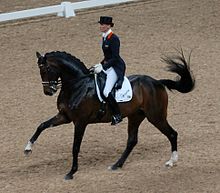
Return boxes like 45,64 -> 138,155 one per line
103,67 -> 118,98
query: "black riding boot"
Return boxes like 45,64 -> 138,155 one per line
106,93 -> 123,125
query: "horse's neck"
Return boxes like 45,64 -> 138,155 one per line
60,64 -> 87,81
60,73 -> 82,89
60,69 -> 91,90
59,76 -> 95,109
57,59 -> 92,99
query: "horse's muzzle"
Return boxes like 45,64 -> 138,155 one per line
42,83 -> 58,96
42,80 -> 61,96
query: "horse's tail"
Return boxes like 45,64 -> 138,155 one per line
159,50 -> 195,93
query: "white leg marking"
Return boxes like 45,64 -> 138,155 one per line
165,151 -> 178,167
25,141 -> 33,151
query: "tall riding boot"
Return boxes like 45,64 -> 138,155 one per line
106,93 -> 123,125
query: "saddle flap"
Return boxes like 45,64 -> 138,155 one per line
95,73 -> 132,103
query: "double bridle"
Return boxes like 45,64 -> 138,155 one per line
38,62 -> 62,91
41,79 -> 62,91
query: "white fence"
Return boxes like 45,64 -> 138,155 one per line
0,0 -> 135,22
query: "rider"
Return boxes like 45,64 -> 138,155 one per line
93,16 -> 126,125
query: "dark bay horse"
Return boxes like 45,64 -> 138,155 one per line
24,50 -> 195,180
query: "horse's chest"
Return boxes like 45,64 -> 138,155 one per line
58,102 -> 68,113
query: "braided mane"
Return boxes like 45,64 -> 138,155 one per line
45,51 -> 89,74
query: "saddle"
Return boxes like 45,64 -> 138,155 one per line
94,71 -> 132,119
95,71 -> 133,103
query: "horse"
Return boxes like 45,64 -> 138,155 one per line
24,49 -> 195,180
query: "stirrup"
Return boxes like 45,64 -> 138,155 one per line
111,114 -> 123,125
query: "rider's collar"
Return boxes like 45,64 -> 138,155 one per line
102,29 -> 112,40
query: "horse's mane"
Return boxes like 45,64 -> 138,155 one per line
45,51 -> 89,74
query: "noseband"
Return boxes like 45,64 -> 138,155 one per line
42,80 -> 62,91
38,62 -> 62,91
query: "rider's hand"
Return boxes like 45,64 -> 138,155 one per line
93,63 -> 103,74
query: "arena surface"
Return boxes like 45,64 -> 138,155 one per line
0,0 -> 219,192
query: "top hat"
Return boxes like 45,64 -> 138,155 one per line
98,16 -> 114,27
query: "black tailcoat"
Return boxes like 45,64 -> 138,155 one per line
101,33 -> 126,86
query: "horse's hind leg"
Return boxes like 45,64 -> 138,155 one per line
148,116 -> 178,167
109,111 -> 145,170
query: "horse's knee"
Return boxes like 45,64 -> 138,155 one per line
38,123 -> 45,131
127,138 -> 138,148
37,122 -> 48,132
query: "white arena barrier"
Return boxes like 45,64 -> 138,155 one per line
0,0 -> 136,22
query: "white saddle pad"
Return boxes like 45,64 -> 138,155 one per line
95,74 -> 133,103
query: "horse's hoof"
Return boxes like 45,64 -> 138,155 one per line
24,149 -> 32,156
108,165 -> 121,171
64,173 -> 73,180
165,151 -> 178,167
165,160 -> 175,167
165,162 -> 173,167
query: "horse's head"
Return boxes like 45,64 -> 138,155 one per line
36,52 -> 60,96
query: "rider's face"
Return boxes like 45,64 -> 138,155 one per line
100,24 -> 111,33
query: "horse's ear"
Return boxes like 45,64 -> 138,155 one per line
36,52 -> 42,59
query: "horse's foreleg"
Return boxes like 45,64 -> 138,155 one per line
65,123 -> 86,180
109,113 -> 145,170
24,113 -> 70,155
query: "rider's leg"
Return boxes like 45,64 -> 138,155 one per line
105,93 -> 123,125
103,67 -> 123,125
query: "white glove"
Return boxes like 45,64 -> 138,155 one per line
93,63 -> 103,74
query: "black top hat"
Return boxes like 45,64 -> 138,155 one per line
98,16 -> 114,27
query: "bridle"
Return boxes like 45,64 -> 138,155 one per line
39,62 -> 94,92
38,62 -> 62,91
42,80 -> 62,91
